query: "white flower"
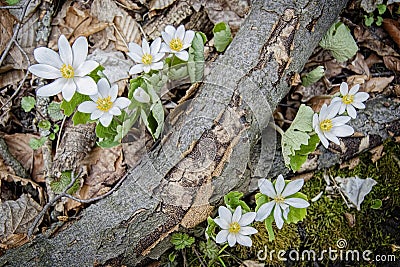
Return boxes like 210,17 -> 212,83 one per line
160,25 -> 194,61
313,103 -> 354,148
28,35 -> 99,102
255,175 -> 309,229
128,38 -> 165,74
77,78 -> 130,127
214,206 -> 257,247
331,82 -> 369,118
133,87 -> 151,103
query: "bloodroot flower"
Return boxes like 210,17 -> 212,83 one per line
78,78 -> 130,127
128,38 -> 165,74
160,25 -> 194,61
255,175 -> 309,229
313,103 -> 354,148
28,35 -> 99,101
331,82 -> 369,119
214,206 -> 257,247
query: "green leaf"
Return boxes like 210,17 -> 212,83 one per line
288,134 -> 320,171
48,133 -> 56,141
28,137 -> 47,150
205,216 -> 217,240
147,101 -> 164,139
301,66 -> 325,87
364,15 -> 374,27
53,124 -> 60,133
319,22 -> 358,62
87,65 -> 106,83
97,138 -> 120,148
375,16 -> 383,26
72,111 -> 91,125
377,4 -> 386,15
48,102 -> 64,121
38,120 -> 51,130
128,76 -> 145,99
371,199 -> 382,209
264,215 -> 275,241
213,22 -> 232,52
60,92 -> 91,116
168,252 -> 177,262
50,171 -> 81,194
168,63 -> 188,80
289,154 -> 308,172
21,96 -> 36,112
255,192 -> 269,211
170,233 -> 195,250
223,191 -> 251,212
188,32 -> 206,83
5,0 -> 20,5
95,121 -> 118,139
285,192 -> 308,224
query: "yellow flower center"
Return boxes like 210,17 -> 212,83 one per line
342,94 -> 354,105
320,119 -> 333,132
169,38 -> 183,51
96,96 -> 113,112
274,195 -> 285,204
60,64 -> 74,79
228,222 -> 241,234
141,53 -> 153,65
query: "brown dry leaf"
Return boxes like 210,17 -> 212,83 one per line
0,9 -> 15,55
340,157 -> 360,170
150,0 -> 176,11
348,53 -> 370,77
364,76 -> 394,93
240,260 -> 265,267
383,56 -> 400,73
354,26 -> 400,57
324,59 -> 345,79
114,13 -> 141,52
365,53 -> 382,68
382,18 -> 400,49
394,84 -> 400,97
346,74 -> 368,87
3,134 -> 44,183
370,145 -> 385,163
0,70 -> 24,88
0,194 -> 42,248
0,95 -> 11,127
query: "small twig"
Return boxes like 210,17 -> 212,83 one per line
0,4 -> 24,9
56,115 -> 67,151
192,246 -> 207,267
112,23 -> 129,49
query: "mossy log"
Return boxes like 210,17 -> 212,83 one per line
1,0 -> 350,266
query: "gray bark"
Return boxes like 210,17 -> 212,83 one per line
0,0 -> 350,266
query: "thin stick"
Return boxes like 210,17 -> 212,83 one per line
56,115 -> 67,151
269,121 -> 285,136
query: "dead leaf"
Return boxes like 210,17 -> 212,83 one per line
336,176 -> 377,211
240,260 -> 265,267
364,76 -> 394,93
348,53 -> 370,77
324,59 -> 345,79
382,18 -> 400,49
0,70 -> 24,88
344,212 -> 355,227
394,84 -> 400,97
340,157 -> 360,170
370,145 -> 384,163
0,194 -> 42,247
0,95 -> 11,127
0,9 -> 15,55
3,134 -> 44,183
383,56 -> 400,73
346,75 -> 368,87
149,0 -> 176,11
354,26 -> 400,57
365,53 -> 382,68
114,13 -> 141,52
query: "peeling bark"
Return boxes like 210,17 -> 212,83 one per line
0,0 -> 351,266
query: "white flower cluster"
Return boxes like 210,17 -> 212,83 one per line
313,82 -> 369,148
128,25 -> 194,75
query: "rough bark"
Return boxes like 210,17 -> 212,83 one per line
0,0 -> 350,266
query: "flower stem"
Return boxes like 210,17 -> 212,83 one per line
269,121 -> 285,136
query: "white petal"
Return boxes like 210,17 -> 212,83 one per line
175,25 -> 185,40
347,105 -> 357,119
238,212 -> 256,226
218,206 -> 232,223
109,107 -> 121,116
109,84 -> 118,101
74,60 -> 99,76
129,64 -> 144,75
160,42 -> 171,53
215,230 -> 229,244
175,50 -> 189,61
255,201 -> 275,221
349,84 -> 360,95
319,133 -> 329,148
354,92 -> 369,102
239,226 -> 258,236
331,116 -> 351,126
232,206 -> 242,223
128,42 -> 143,58
324,131 -> 340,145
75,76 -> 98,96
114,97 -> 130,109
78,101 -> 97,113
284,198 -> 310,208
312,113 -> 319,129
36,78 -> 64,97
319,104 -> 329,120
161,32 -> 172,46
340,82 -> 349,95
329,101 -> 342,115
152,53 -> 165,63
331,125 -> 354,137
236,235 -> 252,247
326,103 -> 340,119
275,175 -> 285,195
258,179 -> 276,198
214,218 -> 229,229
90,93 -> 100,102
282,207 -> 289,220
282,179 -> 304,197
99,113 -> 113,127
97,78 -> 110,98
28,64 -> 61,79
128,51 -> 143,63
142,39 -> 150,54
33,47 -> 63,68
150,37 -> 161,55
143,65 -> 151,73
91,109 -> 103,120
58,35 -> 73,65
352,101 -> 365,109
183,30 -> 195,48
151,61 -> 164,71
227,234 -> 236,247
331,97 -> 341,103
72,36 -> 88,69
133,87 -> 150,103
273,206 -> 284,229
61,79 -> 77,102
165,25 -> 176,38
339,104 -> 347,115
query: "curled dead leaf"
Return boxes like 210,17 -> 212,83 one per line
382,18 -> 400,49
354,26 -> 400,57
348,53 -> 370,77
114,13 -> 141,52
383,56 -> 400,73
364,76 -> 394,93
149,0 -> 176,11
0,9 -> 15,55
